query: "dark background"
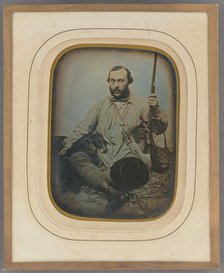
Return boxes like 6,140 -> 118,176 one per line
0,0 -> 223,272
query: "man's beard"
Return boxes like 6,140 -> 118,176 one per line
109,87 -> 130,100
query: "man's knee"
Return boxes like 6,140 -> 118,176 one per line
67,151 -> 110,189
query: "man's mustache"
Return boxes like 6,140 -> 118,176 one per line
109,87 -> 130,98
111,88 -> 121,93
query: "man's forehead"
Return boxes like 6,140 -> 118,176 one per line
109,68 -> 128,78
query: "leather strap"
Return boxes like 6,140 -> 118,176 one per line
110,103 -> 151,165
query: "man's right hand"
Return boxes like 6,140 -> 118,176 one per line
58,145 -> 71,157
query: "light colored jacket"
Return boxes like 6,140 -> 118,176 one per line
63,92 -> 168,167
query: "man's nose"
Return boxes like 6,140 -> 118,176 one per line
114,81 -> 119,87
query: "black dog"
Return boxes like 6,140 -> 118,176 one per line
68,132 -> 107,166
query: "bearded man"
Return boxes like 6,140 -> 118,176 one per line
59,66 -> 168,194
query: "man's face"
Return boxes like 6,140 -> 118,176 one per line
108,69 -> 130,99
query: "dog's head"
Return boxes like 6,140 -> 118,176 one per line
91,132 -> 108,153
72,136 -> 97,155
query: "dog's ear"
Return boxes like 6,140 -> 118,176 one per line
91,133 -> 107,152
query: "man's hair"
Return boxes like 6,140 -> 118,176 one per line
107,66 -> 134,84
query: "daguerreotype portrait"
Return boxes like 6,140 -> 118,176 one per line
50,47 -> 177,219
4,3 -> 219,271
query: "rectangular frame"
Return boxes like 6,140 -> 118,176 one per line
3,3 -> 219,271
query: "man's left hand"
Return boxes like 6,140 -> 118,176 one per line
147,94 -> 159,111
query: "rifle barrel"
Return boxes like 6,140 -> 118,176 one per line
150,52 -> 158,95
147,52 -> 158,137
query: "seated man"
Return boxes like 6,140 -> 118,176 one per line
58,66 -> 168,217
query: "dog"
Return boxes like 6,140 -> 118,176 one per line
68,132 -> 107,166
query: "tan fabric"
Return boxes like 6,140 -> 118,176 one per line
63,92 -> 168,167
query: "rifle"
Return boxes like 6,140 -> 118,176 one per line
147,52 -> 158,147
146,52 -> 171,173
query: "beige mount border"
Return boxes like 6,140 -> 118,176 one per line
3,4 -> 219,270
